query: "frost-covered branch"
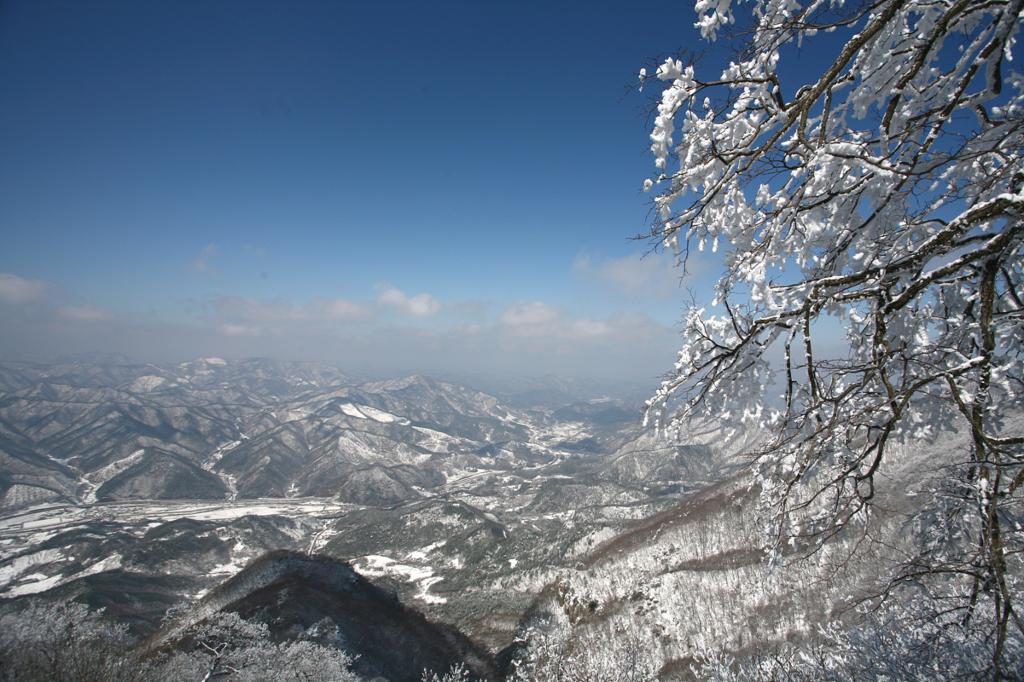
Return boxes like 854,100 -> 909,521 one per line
641,0 -> 1023,676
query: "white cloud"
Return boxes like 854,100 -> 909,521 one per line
211,289 -> 443,331
0,273 -> 57,305
491,301 -> 667,348
54,304 -> 116,322
496,301 -> 563,328
216,324 -> 265,337
213,296 -> 372,323
309,297 -> 375,322
191,243 -> 219,278
564,318 -> 613,339
573,252 -> 679,299
494,301 -> 662,343
376,287 -> 442,317
0,273 -> 115,323
214,297 -> 304,323
496,301 -> 616,341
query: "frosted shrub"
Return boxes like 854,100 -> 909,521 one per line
0,601 -> 145,682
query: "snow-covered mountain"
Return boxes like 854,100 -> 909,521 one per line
0,357 -> 750,654
0,358 -> 655,509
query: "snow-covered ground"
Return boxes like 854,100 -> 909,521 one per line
353,554 -> 447,604
0,498 -> 352,597
0,498 -> 349,538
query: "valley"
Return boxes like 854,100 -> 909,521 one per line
0,357 -> 744,659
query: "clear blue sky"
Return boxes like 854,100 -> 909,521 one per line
0,0 -> 717,383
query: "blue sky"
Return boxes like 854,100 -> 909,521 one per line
0,0 -> 718,383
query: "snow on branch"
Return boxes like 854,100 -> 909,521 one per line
641,0 -> 1023,676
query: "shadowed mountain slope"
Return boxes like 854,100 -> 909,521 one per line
156,550 -> 496,682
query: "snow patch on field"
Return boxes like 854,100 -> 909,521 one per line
0,548 -> 64,588
1,548 -> 124,598
79,552 -> 122,577
354,555 -> 447,604
416,576 -> 446,604
533,422 -> 588,444
210,561 -> 242,577
0,499 -> 347,542
87,448 -> 148,487
126,375 -> 167,392
406,540 -> 446,561
411,426 -> 461,451
337,402 -> 405,424
338,403 -> 367,419
358,405 -> 406,424
4,572 -> 63,597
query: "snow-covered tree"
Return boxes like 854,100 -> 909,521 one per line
151,611 -> 359,682
640,0 -> 1023,676
0,601 -> 145,682
0,600 -> 358,682
153,611 -> 270,682
693,592 -> 1024,681
422,663 -> 473,682
509,615 -> 658,682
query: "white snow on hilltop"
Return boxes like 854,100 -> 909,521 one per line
337,402 -> 406,424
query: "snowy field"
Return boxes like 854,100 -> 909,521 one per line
0,498 -> 351,540
0,498 -> 353,597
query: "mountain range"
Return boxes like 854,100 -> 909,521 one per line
0,356 -> 931,678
